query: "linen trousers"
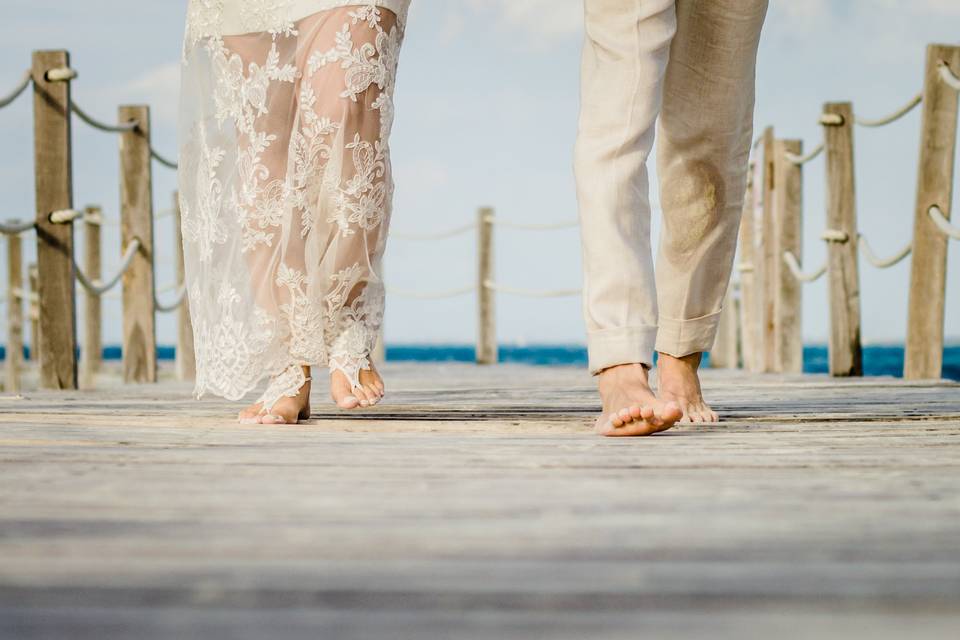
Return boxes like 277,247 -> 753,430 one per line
575,0 -> 768,373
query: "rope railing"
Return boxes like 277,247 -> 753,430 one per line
70,101 -> 138,134
938,60 -> 960,91
73,238 -> 141,296
782,251 -> 827,283
928,205 -> 960,240
858,235 -> 912,268
0,218 -> 36,235
0,70 -> 31,110
391,223 -> 474,241
854,92 -> 923,127
484,281 -> 581,298
154,285 -> 186,313
490,217 -> 578,231
385,285 -> 475,299
785,142 -> 824,166
151,148 -> 178,170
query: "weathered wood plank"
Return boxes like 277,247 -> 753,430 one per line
774,139 -> 803,374
119,105 -> 157,384
476,207 -> 496,365
905,44 -> 960,380
823,102 -> 863,376
31,50 -> 77,390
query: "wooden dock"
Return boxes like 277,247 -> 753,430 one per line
1,363 -> 960,639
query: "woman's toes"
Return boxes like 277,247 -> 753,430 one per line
363,384 -> 382,404
353,387 -> 372,407
337,394 -> 360,409
260,413 -> 286,425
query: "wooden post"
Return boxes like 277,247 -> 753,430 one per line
476,207 -> 497,365
710,283 -> 740,369
119,105 -> 157,383
759,126 -> 777,373
32,50 -> 77,389
172,192 -> 196,381
5,233 -> 24,393
738,160 -> 760,371
28,264 -> 39,361
80,206 -> 102,389
823,102 -> 863,377
774,139 -> 804,374
905,44 -> 960,380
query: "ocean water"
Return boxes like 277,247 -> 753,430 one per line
2,344 -> 958,381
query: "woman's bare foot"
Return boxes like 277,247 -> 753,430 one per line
330,364 -> 385,409
656,352 -> 718,423
595,363 -> 683,437
238,366 -> 312,425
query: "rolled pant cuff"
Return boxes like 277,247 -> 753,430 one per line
655,311 -> 723,358
587,326 -> 658,375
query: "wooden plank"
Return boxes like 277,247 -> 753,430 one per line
759,127 -> 777,373
172,193 -> 196,382
822,102 -> 863,377
737,161 -> 760,372
905,44 -> 960,380
4,233 -> 24,393
119,105 -> 157,384
476,207 -> 496,365
80,206 -> 102,390
28,263 -> 39,361
31,50 -> 77,390
774,139 -> 804,374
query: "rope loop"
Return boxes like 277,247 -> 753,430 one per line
45,67 -> 77,82
782,252 -> 827,283
0,218 -> 36,235
821,229 -> 850,243
73,238 -> 142,296
0,70 -> 32,109
928,205 -> 960,240
938,60 -> 960,91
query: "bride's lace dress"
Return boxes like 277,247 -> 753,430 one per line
179,0 -> 409,411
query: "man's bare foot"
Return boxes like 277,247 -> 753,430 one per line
238,365 -> 312,425
656,352 -> 718,423
595,363 -> 683,437
330,364 -> 385,409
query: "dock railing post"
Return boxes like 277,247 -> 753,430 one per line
738,159 -> 760,371
710,283 -> 740,369
172,192 -> 196,381
119,105 -> 157,383
822,102 -> 863,376
80,205 -> 102,389
28,264 -> 39,362
774,139 -> 804,374
905,44 -> 960,380
32,49 -> 77,389
5,233 -> 24,393
476,207 -> 497,365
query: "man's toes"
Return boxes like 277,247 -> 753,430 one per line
659,401 -> 684,424
618,408 -> 634,424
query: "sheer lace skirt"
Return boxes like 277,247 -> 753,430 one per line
178,2 -> 407,408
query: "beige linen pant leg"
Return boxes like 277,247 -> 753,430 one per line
575,0 -> 767,373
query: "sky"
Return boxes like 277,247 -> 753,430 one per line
1,0 -> 959,348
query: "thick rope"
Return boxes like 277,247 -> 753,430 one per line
0,70 -> 31,110
782,251 -> 827,283
73,238 -> 141,295
929,205 -> 960,240
858,235 -> 912,268
854,92 -> 922,127
155,285 -> 187,313
71,101 -> 138,133
484,280 -> 581,298
0,219 -> 36,235
821,229 -> 850,243
385,285 -> 475,299
491,217 -> 578,231
151,147 -> 178,170
391,223 -> 475,241
49,208 -> 84,224
938,60 -> 960,91
785,142 -> 824,165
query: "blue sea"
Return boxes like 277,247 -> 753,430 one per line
4,344 -> 956,381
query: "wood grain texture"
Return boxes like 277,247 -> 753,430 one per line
27,263 -> 39,362
4,234 -> 23,393
774,139 -> 803,374
172,193 -> 196,382
31,50 -> 77,390
476,207 -> 496,365
80,207 -> 102,390
118,105 -> 156,384
823,103 -> 863,376
710,283 -> 739,368
905,44 -> 960,380
1,363 -> 959,639
759,127 -> 777,373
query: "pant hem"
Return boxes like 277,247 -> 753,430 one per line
655,310 -> 723,358
587,326 -> 658,375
